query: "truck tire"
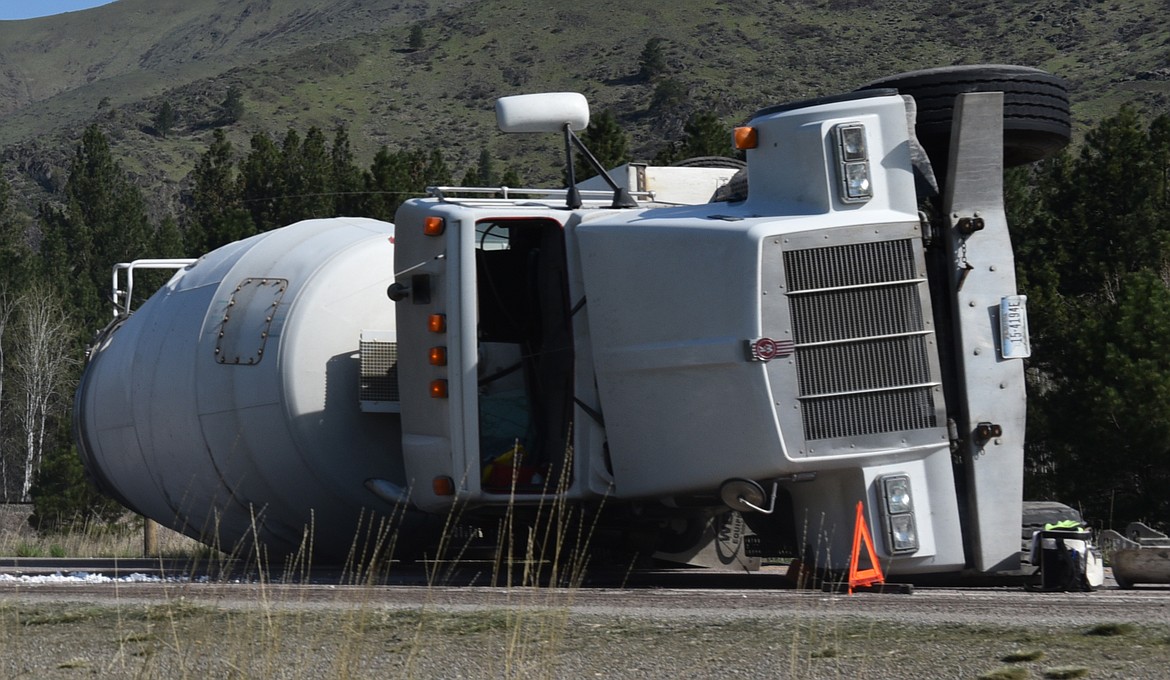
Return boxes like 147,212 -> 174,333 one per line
1020,500 -> 1084,569
855,65 -> 1071,168
669,156 -> 746,169
674,156 -> 749,203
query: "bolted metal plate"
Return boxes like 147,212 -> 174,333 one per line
214,278 -> 288,365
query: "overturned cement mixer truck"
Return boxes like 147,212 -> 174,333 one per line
74,65 -> 1071,578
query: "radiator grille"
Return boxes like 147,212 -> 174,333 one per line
800,388 -> 939,441
796,335 -> 933,396
784,239 -> 937,440
789,286 -> 924,344
785,239 -> 918,290
359,340 -> 400,402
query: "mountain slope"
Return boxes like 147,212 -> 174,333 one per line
0,0 -> 465,144
1,0 -> 1168,220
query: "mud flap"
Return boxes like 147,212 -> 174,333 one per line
653,511 -> 762,571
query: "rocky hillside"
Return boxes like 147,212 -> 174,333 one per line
1,0 -> 1167,220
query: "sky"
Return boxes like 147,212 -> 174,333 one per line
0,0 -> 118,20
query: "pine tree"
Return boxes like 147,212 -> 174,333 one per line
680,112 -> 732,158
219,86 -> 245,125
154,100 -> 176,138
655,111 -> 735,163
501,166 -> 523,188
364,146 -> 411,221
153,216 -> 185,258
38,124 -> 151,333
238,132 -> 282,232
330,126 -> 365,216
424,148 -> 452,189
475,147 -> 496,186
0,166 -> 29,296
637,38 -> 668,82
500,166 -> 525,198
652,78 -> 687,109
1058,107 -> 1165,291
0,167 -> 20,501
1011,109 -> 1170,528
408,24 -> 425,51
1039,271 -> 1170,524
277,126 -> 333,225
184,129 -> 252,252
29,443 -> 123,532
403,148 -> 431,196
573,110 -> 629,182
1151,114 -> 1170,209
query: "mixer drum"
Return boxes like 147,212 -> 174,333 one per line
75,217 -> 419,560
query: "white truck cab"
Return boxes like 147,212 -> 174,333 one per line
386,85 -> 1030,575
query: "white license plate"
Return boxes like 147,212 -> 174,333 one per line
999,295 -> 1031,359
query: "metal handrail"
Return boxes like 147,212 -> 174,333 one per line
426,185 -> 655,202
111,259 -> 198,317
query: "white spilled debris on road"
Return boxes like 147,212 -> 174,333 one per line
0,572 -> 189,584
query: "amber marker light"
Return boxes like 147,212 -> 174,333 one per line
428,313 -> 447,333
430,379 -> 448,399
433,476 -> 455,496
424,216 -> 445,236
734,126 -> 758,150
429,346 -> 448,366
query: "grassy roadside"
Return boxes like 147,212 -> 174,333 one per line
0,507 -> 206,560
5,500 -> 1166,679
1,596 -> 1168,679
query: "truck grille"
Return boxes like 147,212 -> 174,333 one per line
784,238 -> 938,440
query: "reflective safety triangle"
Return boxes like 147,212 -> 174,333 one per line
848,500 -> 885,594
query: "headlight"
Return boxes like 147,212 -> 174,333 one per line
883,475 -> 913,514
888,514 -> 919,553
879,474 -> 919,554
833,123 -> 873,203
837,124 -> 868,161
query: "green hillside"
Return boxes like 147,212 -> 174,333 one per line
0,0 -> 461,126
1,0 -> 1168,220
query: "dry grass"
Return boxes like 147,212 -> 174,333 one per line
0,458 -> 611,677
5,495 -> 1170,678
0,507 -> 207,559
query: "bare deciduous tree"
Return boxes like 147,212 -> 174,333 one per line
12,286 -> 76,502
0,287 -> 14,501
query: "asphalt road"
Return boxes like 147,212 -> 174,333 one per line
2,560 -> 1169,628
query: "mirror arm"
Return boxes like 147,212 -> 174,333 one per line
563,124 -> 583,209
567,127 -> 638,209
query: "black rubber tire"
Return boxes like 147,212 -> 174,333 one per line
670,156 -> 746,169
856,65 -> 1071,168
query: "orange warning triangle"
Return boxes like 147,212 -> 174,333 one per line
848,500 -> 885,594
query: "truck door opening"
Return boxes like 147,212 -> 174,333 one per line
475,218 -> 573,493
